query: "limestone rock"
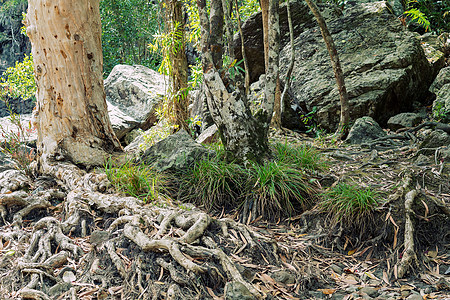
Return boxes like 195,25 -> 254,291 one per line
138,130 -> 214,172
105,64 -> 165,139
430,66 -> 450,94
224,281 -> 255,300
233,0 -> 321,83
419,130 -> 450,151
280,2 -> 434,131
346,116 -> 386,144
432,84 -> 450,123
387,113 -> 422,131
196,124 -> 218,144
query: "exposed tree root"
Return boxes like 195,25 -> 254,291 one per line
397,189 -> 419,278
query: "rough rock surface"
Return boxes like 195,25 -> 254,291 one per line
346,116 -> 386,144
419,130 -> 450,150
224,281 -> 255,300
387,113 -> 422,131
430,67 -> 450,123
233,0 -> 320,83
196,124 -> 219,144
138,130 -> 214,172
280,2 -> 434,131
104,65 -> 165,139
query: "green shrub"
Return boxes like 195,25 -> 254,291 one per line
272,142 -> 328,171
105,159 -> 168,203
0,54 -> 36,101
179,142 -> 321,219
247,161 -> 313,219
319,183 -> 380,227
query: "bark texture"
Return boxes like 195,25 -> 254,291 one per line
166,0 -> 189,131
304,0 -> 350,137
198,0 -> 270,163
26,0 -> 122,168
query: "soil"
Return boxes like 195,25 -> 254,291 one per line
0,127 -> 449,300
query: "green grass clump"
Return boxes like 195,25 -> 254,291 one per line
272,142 -> 327,171
319,183 -> 380,227
248,161 -> 313,219
178,153 -> 246,211
179,142 -> 323,219
105,159 -> 167,203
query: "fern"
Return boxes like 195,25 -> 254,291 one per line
404,8 -> 431,31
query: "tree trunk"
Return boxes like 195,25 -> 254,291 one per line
198,0 -> 269,163
304,0 -> 350,137
26,0 -> 122,169
166,0 -> 189,131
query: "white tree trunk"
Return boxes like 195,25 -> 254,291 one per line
26,0 -> 122,169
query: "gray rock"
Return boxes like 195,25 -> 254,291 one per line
196,124 -> 218,144
330,264 -> 343,274
105,64 -> 165,139
419,130 -> 450,151
280,2 -> 434,131
346,116 -> 387,144
415,154 -> 431,166
360,286 -> 379,297
224,281 -> 255,300
432,83 -> 450,123
248,76 -> 307,130
387,113 -> 422,130
233,0 -> 320,83
270,270 -> 296,285
430,66 -> 450,94
124,129 -> 144,146
138,130 -> 214,172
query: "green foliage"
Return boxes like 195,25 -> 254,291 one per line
105,159 -> 168,203
432,101 -> 449,122
149,22 -> 184,76
272,142 -> 328,171
0,104 -> 36,177
179,142 -> 323,219
0,53 -> 35,101
404,7 -> 431,31
100,0 -> 161,76
404,0 -> 450,33
249,161 -> 312,219
319,183 -> 380,227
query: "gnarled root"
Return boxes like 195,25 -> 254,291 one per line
397,189 -> 419,278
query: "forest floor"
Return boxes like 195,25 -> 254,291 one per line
0,126 -> 449,300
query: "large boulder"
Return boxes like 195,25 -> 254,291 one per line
430,67 -> 450,123
233,0 -> 321,83
346,116 -> 387,144
138,130 -> 214,172
387,112 -> 422,131
280,2 -> 434,131
104,65 -> 165,140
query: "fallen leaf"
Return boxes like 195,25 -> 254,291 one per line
318,288 -> 336,295
348,249 -> 357,256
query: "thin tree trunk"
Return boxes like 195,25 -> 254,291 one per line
234,0 -> 250,94
280,0 -> 295,120
26,0 -> 122,169
262,0 -> 280,129
198,0 -> 269,163
221,0 -> 234,60
166,0 -> 189,131
304,0 -> 350,137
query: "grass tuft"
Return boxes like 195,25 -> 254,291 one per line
248,161 -> 313,219
272,142 -> 327,171
318,182 -> 380,227
105,159 -> 168,203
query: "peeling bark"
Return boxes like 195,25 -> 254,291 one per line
26,0 -> 122,169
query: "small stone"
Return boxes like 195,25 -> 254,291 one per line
360,286 -> 379,298
270,270 -> 296,285
90,230 -> 110,246
387,113 -> 422,131
415,154 -> 431,166
224,281 -> 255,300
330,264 -> 343,274
346,117 -> 387,144
401,290 -> 411,298
406,294 -> 423,300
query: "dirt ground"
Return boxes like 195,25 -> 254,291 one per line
0,127 -> 449,300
